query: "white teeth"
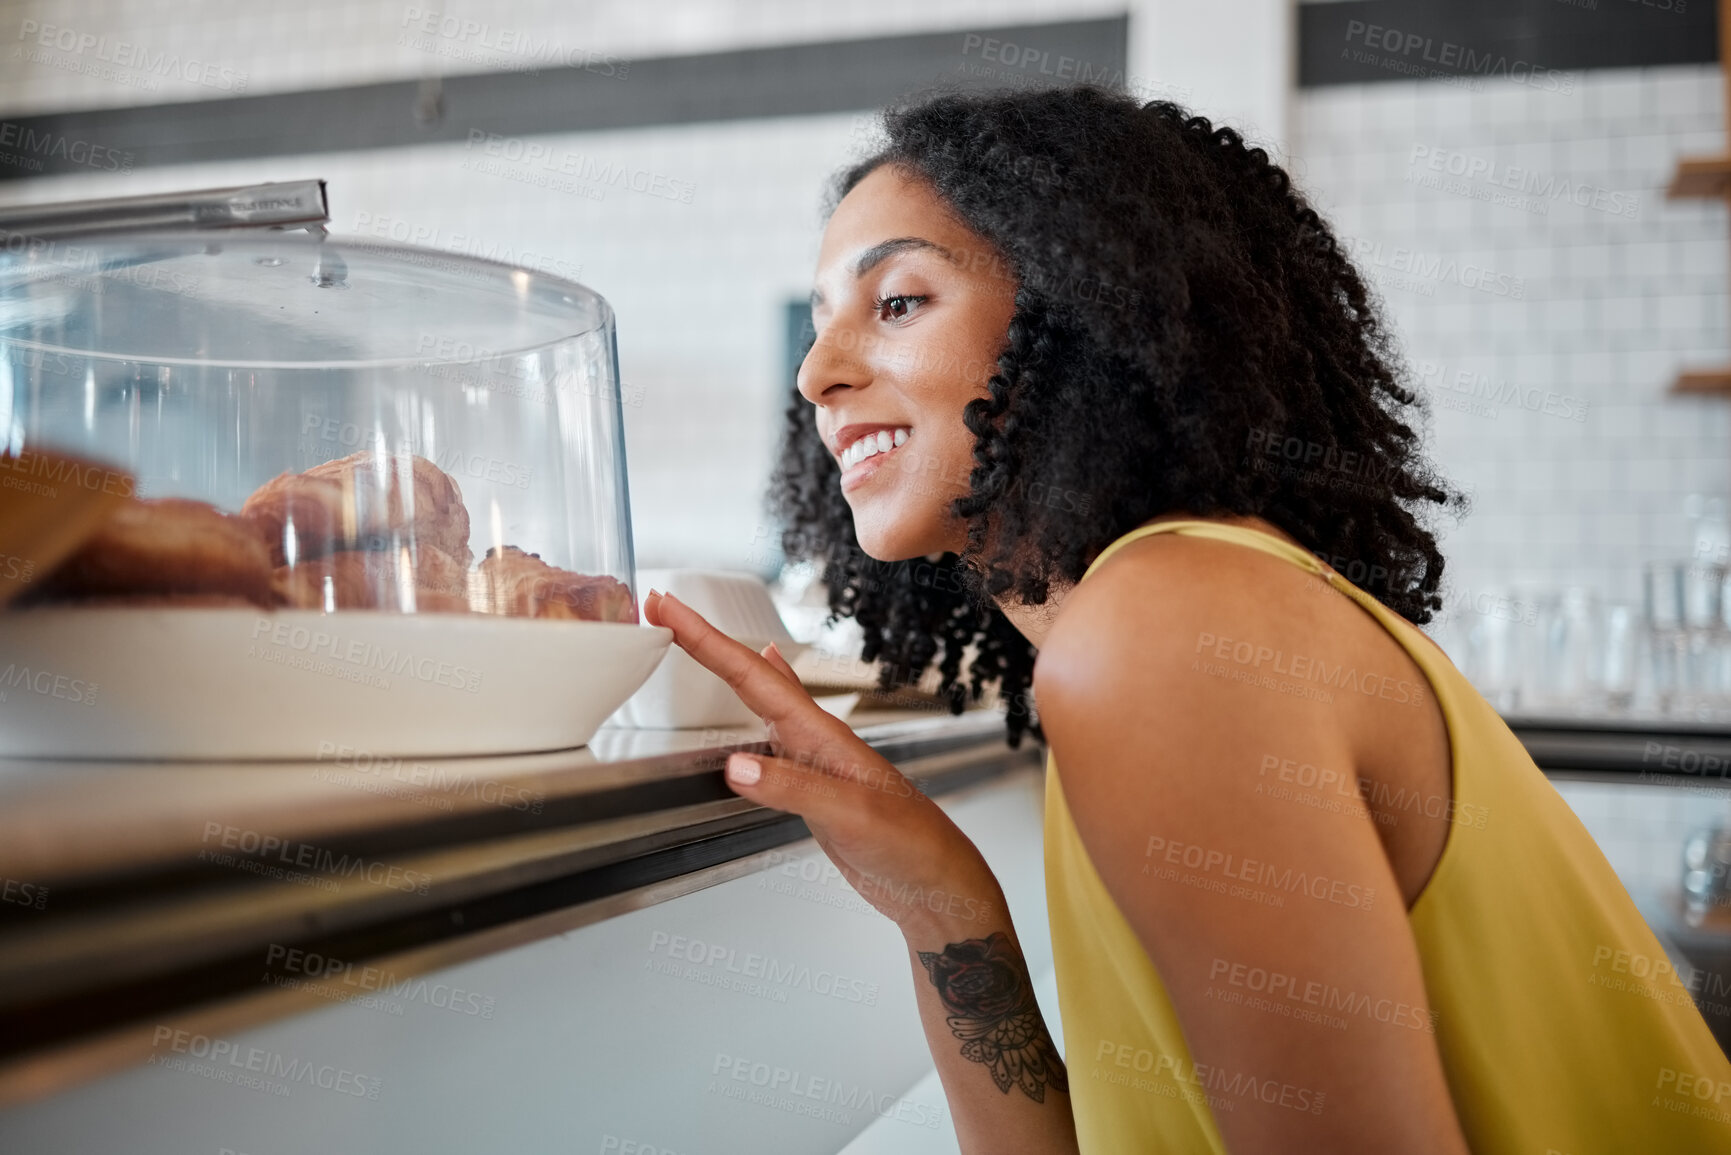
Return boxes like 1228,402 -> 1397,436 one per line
840,427 -> 911,468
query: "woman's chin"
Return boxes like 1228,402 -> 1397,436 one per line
850,509 -> 950,563
851,533 -> 923,563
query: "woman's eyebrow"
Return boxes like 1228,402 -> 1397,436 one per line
852,236 -> 954,276
810,236 -> 955,308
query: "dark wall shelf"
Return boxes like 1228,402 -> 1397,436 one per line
1509,717 -> 1731,782
0,18 -> 1127,181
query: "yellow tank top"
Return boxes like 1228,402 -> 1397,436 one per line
1044,519 -> 1731,1153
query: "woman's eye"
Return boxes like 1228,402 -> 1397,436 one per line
874,294 -> 927,322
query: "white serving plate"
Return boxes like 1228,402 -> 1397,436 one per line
0,607 -> 672,760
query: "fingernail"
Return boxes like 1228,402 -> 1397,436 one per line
727,754 -> 761,786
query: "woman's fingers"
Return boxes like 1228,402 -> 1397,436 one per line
761,641 -> 801,686
646,593 -> 800,692
647,592 -> 815,724
724,749 -> 919,819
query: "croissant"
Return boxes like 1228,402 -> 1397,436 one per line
242,451 -> 471,569
474,546 -> 636,623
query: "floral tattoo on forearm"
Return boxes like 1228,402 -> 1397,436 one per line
918,931 -> 1069,1102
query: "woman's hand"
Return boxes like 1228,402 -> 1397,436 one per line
643,589 -> 1005,937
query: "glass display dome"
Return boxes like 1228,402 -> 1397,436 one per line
0,232 -> 669,759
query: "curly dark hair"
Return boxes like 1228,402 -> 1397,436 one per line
769,85 -> 1465,748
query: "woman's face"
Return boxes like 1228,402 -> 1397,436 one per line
798,164 -> 1017,562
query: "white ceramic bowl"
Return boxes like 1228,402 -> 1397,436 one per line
0,607 -> 671,760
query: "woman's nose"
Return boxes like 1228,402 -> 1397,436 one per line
797,322 -> 870,405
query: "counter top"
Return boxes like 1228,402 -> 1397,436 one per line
4,709 -> 1726,1106
0,704 -> 1043,878
0,707 -> 1039,1105
4,712 -> 1715,893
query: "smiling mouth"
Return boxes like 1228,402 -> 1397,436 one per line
839,426 -> 910,470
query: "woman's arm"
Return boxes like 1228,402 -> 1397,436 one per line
644,591 -> 1079,1154
1033,538 -> 1472,1155
901,905 -> 1077,1154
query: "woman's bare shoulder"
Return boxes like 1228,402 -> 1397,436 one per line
1035,527 -> 1329,701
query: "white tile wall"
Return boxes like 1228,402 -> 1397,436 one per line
1292,65 -> 1730,608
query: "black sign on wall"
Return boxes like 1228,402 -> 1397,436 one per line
1299,0 -> 1717,88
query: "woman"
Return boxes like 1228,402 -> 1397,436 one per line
644,87 -> 1731,1153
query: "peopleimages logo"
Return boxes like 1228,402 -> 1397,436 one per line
264,944 -> 497,1018
0,122 -> 133,172
960,32 -> 1126,86
1144,833 -> 1377,911
646,931 -> 881,1006
1653,1065 -> 1731,1125
1345,238 -> 1525,299
1,876 -> 48,911
200,822 -> 433,895
1257,754 -> 1488,831
1408,145 -> 1639,220
399,8 -> 629,77
0,662 -> 100,708
709,1053 -> 946,1129
1414,360 -> 1588,423
0,449 -> 135,497
462,130 -> 694,204
314,740 -> 545,813
15,20 -> 249,92
1339,19 -> 1575,93
248,616 -> 483,694
1642,741 -> 1731,781
350,211 -> 585,283
1207,956 -> 1439,1033
1092,1038 -> 1328,1115
1194,630 -> 1427,708
149,1027 -> 381,1100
